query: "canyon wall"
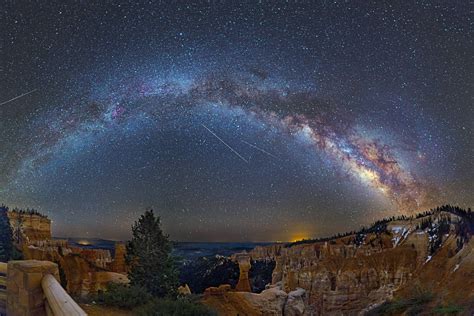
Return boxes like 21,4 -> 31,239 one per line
204,211 -> 474,315
108,242 -> 128,273
7,211 -> 51,242
21,240 -> 129,297
7,211 -> 129,297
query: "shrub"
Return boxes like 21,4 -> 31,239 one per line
96,283 -> 216,315
433,304 -> 464,315
367,287 -> 433,315
10,247 -> 23,260
97,283 -> 152,309
135,297 -> 216,316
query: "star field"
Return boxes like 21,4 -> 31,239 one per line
0,1 -> 472,241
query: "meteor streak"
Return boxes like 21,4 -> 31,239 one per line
241,140 -> 279,160
0,89 -> 37,106
201,124 -> 249,163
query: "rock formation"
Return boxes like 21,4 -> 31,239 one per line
177,284 -> 192,295
203,283 -> 308,315
20,239 -> 129,297
7,211 -> 51,243
108,242 -> 128,273
6,210 -> 129,297
234,252 -> 252,292
204,210 -> 474,315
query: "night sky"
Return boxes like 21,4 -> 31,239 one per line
1,2 -> 472,241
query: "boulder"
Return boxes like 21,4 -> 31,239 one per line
284,288 -> 306,316
178,284 -> 192,295
203,283 -> 290,315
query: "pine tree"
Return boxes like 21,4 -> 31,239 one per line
125,210 -> 178,297
0,206 -> 13,262
12,215 -> 24,245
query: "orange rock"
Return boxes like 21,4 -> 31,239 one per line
107,242 -> 128,273
10,211 -> 130,297
207,211 -> 474,315
202,283 -> 304,316
7,211 -> 51,243
233,253 -> 251,292
177,284 -> 191,295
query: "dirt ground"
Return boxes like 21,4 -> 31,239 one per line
79,303 -> 134,316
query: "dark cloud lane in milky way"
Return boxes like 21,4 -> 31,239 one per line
0,1 -> 471,241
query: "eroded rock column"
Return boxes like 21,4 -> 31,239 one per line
272,256 -> 284,284
235,253 -> 252,292
111,242 -> 127,272
7,260 -> 59,316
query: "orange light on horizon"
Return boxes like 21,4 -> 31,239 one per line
77,240 -> 92,246
289,233 -> 311,243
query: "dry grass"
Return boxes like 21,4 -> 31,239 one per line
79,303 -> 134,316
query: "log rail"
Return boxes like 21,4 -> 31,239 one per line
0,260 -> 87,316
0,262 -> 6,316
42,274 -> 86,316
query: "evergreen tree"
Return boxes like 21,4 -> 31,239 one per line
12,215 -> 24,245
0,206 -> 13,262
125,210 -> 179,297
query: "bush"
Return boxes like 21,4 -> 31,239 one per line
96,283 -> 216,315
434,304 -> 464,314
97,283 -> 152,309
367,287 -> 433,315
11,247 -> 23,260
136,297 -> 216,316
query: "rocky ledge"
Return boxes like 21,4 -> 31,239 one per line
203,208 -> 474,315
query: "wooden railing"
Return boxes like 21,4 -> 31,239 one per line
42,274 -> 86,316
0,261 -> 87,316
0,262 -> 6,315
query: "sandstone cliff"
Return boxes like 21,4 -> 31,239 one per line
7,210 -> 51,242
21,239 -> 129,297
203,283 -> 307,316
204,209 -> 474,315
6,210 -> 129,297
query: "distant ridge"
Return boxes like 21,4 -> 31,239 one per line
288,204 -> 473,247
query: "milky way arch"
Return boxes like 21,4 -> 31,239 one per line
8,71 -> 436,212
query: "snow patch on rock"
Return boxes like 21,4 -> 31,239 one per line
453,264 -> 460,272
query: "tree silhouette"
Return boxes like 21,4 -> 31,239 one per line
12,214 -> 24,245
0,205 -> 13,262
125,210 -> 179,297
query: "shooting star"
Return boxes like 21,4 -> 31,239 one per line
201,124 -> 248,163
241,140 -> 279,160
0,89 -> 37,106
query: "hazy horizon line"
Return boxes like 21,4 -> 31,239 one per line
53,235 -> 284,243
